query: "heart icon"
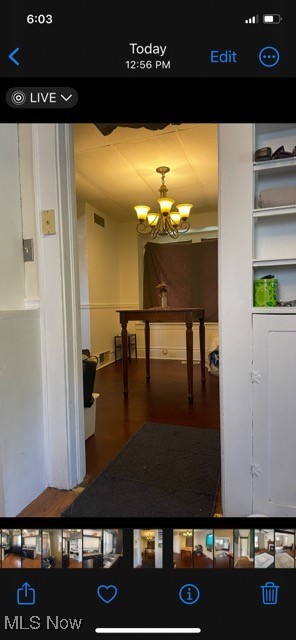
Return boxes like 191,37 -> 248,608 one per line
97,585 -> 118,604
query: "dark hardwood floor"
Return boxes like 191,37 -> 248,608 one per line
193,555 -> 213,569
214,553 -> 234,569
174,552 -> 214,569
18,359 -> 220,517
174,552 -> 193,569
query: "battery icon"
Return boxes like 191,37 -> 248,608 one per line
263,14 -> 282,23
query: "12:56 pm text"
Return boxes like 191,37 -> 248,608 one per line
125,60 -> 171,69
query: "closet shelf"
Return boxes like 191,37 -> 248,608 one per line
252,307 -> 296,314
253,158 -> 296,175
253,258 -> 296,267
253,205 -> 296,218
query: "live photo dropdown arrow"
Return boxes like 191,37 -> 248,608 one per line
60,93 -> 73,102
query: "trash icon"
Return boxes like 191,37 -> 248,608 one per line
260,581 -> 279,605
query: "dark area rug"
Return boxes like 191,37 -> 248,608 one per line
62,422 -> 220,517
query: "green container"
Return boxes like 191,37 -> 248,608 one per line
254,277 -> 278,307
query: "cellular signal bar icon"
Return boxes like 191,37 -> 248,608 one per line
245,15 -> 259,24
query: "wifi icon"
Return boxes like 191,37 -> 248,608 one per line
245,15 -> 259,24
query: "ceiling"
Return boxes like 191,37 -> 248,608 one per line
174,529 -> 208,534
74,123 -> 218,224
140,529 -> 157,539
238,529 -> 250,537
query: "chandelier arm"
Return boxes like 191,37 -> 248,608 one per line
164,216 -> 179,239
180,220 -> 190,233
150,226 -> 161,239
136,221 -> 157,236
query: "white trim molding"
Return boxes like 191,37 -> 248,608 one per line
80,302 -> 139,310
32,124 -> 85,490
24,296 -> 40,309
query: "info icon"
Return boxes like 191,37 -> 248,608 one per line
179,584 -> 200,605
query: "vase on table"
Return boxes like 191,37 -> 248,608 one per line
160,291 -> 168,308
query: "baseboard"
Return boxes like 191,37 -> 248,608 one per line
136,347 -> 201,360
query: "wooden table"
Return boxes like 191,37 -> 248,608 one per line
116,308 -> 206,402
180,547 -> 193,558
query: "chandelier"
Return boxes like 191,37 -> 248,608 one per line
134,166 -> 193,239
183,530 -> 192,537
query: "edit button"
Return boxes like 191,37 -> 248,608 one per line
210,49 -> 238,63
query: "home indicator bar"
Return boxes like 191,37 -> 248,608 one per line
95,630 -> 201,635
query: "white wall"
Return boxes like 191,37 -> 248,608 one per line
83,536 -> 101,551
240,538 -> 248,557
135,321 -> 218,364
0,310 -> 45,516
77,204 -> 90,349
0,124 -> 25,309
234,535 -> 238,566
133,529 -> 142,568
258,530 -> 273,549
275,533 -> 294,548
219,124 -> 253,516
214,529 -> 233,554
154,530 -> 163,569
87,201 -> 121,356
0,124 -> 46,516
118,221 -> 139,306
0,123 -> 84,515
18,124 -> 39,305
173,532 -> 192,554
77,203 -> 122,358
173,531 -> 181,554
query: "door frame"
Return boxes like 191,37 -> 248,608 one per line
32,123 -> 85,489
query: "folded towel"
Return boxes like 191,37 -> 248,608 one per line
257,186 -> 296,208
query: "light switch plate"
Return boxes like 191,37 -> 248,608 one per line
23,238 -> 34,262
42,209 -> 56,235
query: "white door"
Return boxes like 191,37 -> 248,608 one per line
240,539 -> 248,557
253,313 -> 296,515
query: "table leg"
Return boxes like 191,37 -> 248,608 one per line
121,321 -> 128,397
145,321 -> 150,380
199,319 -> 206,384
186,321 -> 193,402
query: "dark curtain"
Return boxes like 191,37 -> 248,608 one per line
143,239 -> 218,322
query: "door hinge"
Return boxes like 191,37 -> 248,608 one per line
251,369 -> 261,383
251,463 -> 262,477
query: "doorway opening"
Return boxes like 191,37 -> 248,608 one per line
75,122 -> 220,515
133,529 -> 163,568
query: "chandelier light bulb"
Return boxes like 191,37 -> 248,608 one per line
134,205 -> 150,220
176,203 -> 193,220
169,212 -> 181,226
157,197 -> 175,215
147,213 -> 159,227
